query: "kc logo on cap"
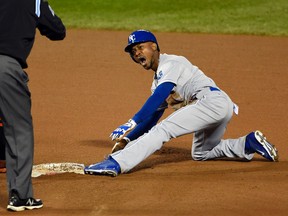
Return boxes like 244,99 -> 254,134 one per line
128,34 -> 136,43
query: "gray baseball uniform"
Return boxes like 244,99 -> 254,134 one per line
111,53 -> 251,173
84,30 -> 278,178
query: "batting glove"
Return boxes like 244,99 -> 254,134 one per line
111,137 -> 130,153
110,119 -> 137,141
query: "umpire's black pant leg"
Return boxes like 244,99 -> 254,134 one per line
0,118 -> 5,160
0,56 -> 34,199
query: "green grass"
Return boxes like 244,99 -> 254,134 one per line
49,0 -> 288,36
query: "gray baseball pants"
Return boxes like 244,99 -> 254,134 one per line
0,55 -> 34,199
112,89 -> 253,173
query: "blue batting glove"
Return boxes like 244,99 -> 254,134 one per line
110,119 -> 137,141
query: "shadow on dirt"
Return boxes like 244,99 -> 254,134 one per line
131,145 -> 192,173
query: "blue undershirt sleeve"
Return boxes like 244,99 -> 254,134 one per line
126,109 -> 165,141
132,82 -> 175,124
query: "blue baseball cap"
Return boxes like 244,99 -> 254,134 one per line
124,30 -> 160,52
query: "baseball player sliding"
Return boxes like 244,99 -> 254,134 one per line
85,30 -> 278,177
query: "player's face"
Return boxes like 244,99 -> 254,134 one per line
130,42 -> 159,71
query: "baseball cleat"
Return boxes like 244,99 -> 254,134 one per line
84,156 -> 121,177
245,130 -> 278,162
7,191 -> 43,212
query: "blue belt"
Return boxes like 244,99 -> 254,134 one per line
209,86 -> 220,92
193,87 -> 221,100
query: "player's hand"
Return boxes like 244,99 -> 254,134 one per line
111,137 -> 130,153
110,119 -> 137,141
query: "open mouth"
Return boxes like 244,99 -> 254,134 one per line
138,56 -> 147,66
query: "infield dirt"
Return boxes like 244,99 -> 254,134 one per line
0,30 -> 287,216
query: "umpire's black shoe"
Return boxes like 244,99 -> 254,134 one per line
7,191 -> 43,211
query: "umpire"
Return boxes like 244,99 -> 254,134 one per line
0,0 -> 65,211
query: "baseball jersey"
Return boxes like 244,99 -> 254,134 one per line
152,53 -> 217,104
132,53 -> 219,126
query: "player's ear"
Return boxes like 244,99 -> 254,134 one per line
151,43 -> 158,51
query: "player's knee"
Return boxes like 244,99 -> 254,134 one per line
191,151 -> 205,161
